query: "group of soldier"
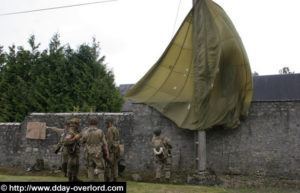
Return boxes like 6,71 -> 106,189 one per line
47,116 -> 120,182
48,116 -> 173,183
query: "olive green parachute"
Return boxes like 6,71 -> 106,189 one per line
125,0 -> 253,130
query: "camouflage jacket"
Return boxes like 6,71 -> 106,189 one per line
63,127 -> 80,154
81,127 -> 107,155
106,126 -> 120,152
152,135 -> 172,159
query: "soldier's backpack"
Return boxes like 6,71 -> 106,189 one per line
153,137 -> 167,159
86,127 -> 103,155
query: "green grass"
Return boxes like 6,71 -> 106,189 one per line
127,181 -> 228,193
0,175 -> 298,193
126,181 -> 299,193
0,175 -> 69,182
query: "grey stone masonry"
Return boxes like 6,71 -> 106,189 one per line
0,123 -> 22,167
0,113 -> 133,169
0,101 -> 299,180
128,103 -> 196,172
206,101 -> 300,179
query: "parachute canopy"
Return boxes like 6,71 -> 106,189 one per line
125,0 -> 253,130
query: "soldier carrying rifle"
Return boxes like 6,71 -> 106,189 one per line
62,118 -> 81,182
47,120 -> 70,177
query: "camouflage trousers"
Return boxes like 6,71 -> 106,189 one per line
61,148 -> 68,176
105,152 -> 120,181
155,156 -> 172,180
67,153 -> 79,181
87,153 -> 105,182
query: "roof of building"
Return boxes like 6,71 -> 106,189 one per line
120,73 -> 300,111
119,84 -> 134,112
252,73 -> 300,101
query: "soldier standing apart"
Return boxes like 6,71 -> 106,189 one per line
105,119 -> 120,182
62,118 -> 81,182
152,128 -> 172,183
81,116 -> 109,182
47,120 -> 70,177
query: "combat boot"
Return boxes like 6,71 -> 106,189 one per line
73,176 -> 82,182
61,163 -> 67,177
155,178 -> 160,183
68,175 -> 73,182
165,178 -> 170,184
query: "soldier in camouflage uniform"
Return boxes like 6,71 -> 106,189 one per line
62,118 -> 81,182
105,118 -> 120,182
47,120 -> 70,177
152,128 -> 172,183
81,116 -> 109,182
80,126 -> 89,178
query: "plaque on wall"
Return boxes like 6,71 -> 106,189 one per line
26,122 -> 46,140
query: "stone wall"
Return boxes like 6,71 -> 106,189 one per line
0,101 -> 299,180
0,113 -> 133,169
128,103 -> 195,172
0,123 -> 22,167
129,101 -> 300,179
0,110 -> 195,173
206,101 -> 300,179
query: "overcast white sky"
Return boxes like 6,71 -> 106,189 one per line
1,0 -> 300,85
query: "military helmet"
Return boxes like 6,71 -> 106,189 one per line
153,128 -> 161,136
70,118 -> 80,127
89,116 -> 98,125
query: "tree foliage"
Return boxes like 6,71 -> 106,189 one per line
0,34 -> 123,122
279,67 -> 294,74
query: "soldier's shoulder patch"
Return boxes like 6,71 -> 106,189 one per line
65,134 -> 73,139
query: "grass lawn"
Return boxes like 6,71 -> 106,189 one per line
0,174 -> 68,182
126,182 -> 299,193
0,174 -> 298,193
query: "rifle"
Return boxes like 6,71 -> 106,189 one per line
71,140 -> 80,154
54,132 -> 67,154
102,144 -> 110,162
54,144 -> 62,154
70,134 -> 81,154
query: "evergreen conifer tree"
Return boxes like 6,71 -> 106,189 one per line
0,34 -> 123,122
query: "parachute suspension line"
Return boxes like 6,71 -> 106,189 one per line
172,0 -> 182,35
0,0 -> 118,16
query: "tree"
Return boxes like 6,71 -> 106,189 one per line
0,34 -> 123,122
0,46 -> 5,71
279,67 -> 294,74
